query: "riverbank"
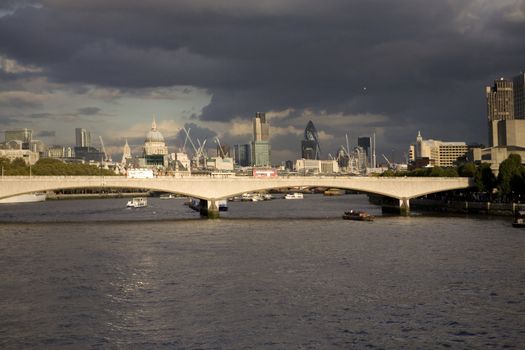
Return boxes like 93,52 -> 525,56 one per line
411,198 -> 525,216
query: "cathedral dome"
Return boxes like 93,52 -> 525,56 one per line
145,117 -> 165,143
146,129 -> 165,143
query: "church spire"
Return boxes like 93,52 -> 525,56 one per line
152,114 -> 157,131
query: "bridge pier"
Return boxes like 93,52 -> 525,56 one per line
199,199 -> 220,219
399,198 -> 410,216
378,196 -> 410,215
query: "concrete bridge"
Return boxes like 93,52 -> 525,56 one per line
0,175 -> 473,217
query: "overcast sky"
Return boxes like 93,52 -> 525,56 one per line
0,0 -> 524,162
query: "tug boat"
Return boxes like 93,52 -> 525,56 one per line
342,210 -> 374,221
126,197 -> 148,208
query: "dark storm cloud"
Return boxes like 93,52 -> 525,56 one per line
0,0 -> 524,154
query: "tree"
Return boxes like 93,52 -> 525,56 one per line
497,154 -> 523,196
474,163 -> 496,192
458,162 -> 476,177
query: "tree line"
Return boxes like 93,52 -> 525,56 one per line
381,154 -> 525,200
0,158 -> 115,176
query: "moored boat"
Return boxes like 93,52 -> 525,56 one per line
342,210 -> 374,221
513,210 -> 525,228
126,197 -> 148,208
285,193 -> 304,199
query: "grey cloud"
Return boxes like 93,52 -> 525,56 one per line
0,0 -> 524,157
36,130 -> 55,137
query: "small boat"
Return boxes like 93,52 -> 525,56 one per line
324,188 -> 344,196
342,210 -> 374,221
285,193 -> 304,199
513,210 -> 525,228
251,194 -> 264,202
126,197 -> 148,208
263,194 -> 273,200
159,193 -> 176,199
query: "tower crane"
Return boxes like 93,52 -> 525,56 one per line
214,136 -> 226,158
99,136 -> 111,162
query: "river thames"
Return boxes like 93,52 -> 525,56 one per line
1,194 -> 524,349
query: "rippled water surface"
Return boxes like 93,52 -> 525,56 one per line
1,195 -> 524,349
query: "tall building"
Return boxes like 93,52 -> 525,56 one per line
251,112 -> 271,166
357,136 -> 372,167
301,120 -> 321,160
75,128 -> 91,147
486,78 -> 514,146
234,144 -> 252,166
252,141 -> 271,167
5,128 -> 32,144
514,72 -> 525,119
253,112 -> 269,142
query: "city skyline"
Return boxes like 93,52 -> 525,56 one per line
0,1 -> 524,162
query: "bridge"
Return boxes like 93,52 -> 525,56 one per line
0,175 -> 473,217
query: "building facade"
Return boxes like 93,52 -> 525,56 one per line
486,78 -> 514,146
251,112 -> 271,166
514,72 -> 525,119
75,128 -> 91,147
415,131 -> 468,167
233,144 -> 252,166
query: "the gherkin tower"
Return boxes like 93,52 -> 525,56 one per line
301,120 -> 321,160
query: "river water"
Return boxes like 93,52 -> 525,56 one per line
1,194 -> 524,349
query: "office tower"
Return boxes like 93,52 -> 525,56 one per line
486,78 -> 514,146
301,120 -> 321,160
514,72 -> 525,119
253,112 -> 269,142
5,128 -> 32,144
234,144 -> 252,166
75,128 -> 91,147
251,112 -> 271,167
357,136 -> 372,167
252,141 -> 271,167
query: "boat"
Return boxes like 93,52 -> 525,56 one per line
0,192 -> 47,204
342,210 -> 374,221
251,194 -> 264,202
513,210 -> 525,228
263,194 -> 273,200
218,199 -> 228,211
285,193 -> 304,199
126,197 -> 148,208
324,188 -> 344,196
159,193 -> 176,199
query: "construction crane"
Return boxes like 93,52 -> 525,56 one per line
214,136 -> 226,158
182,127 -> 207,169
99,136 -> 111,162
382,154 -> 394,169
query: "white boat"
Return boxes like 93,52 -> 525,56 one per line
126,197 -> 148,208
285,192 -> 304,200
159,193 -> 176,199
0,192 -> 47,204
251,194 -> 264,202
263,194 -> 273,200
